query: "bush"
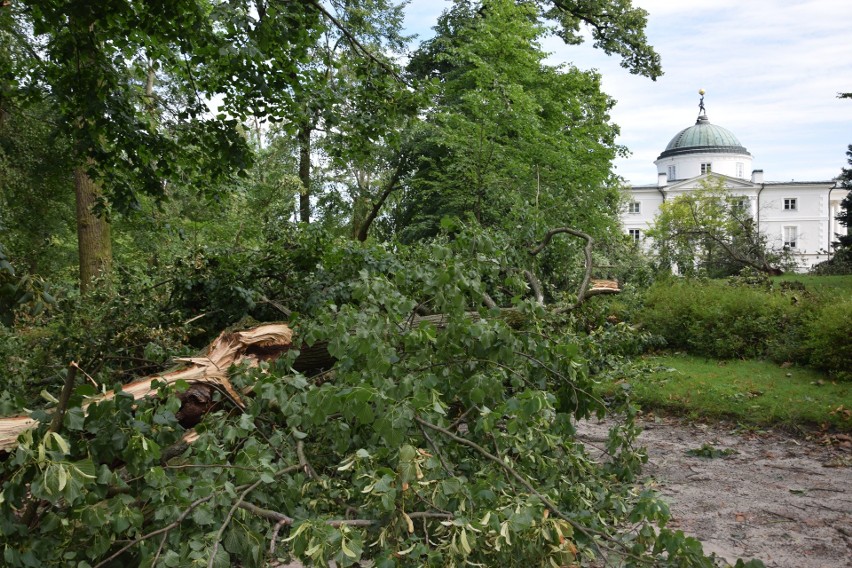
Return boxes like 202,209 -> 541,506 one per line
807,299 -> 852,380
810,257 -> 852,275
810,244 -> 852,275
640,278 -> 805,360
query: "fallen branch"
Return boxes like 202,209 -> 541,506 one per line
528,227 -> 620,309
0,324 -> 294,453
0,231 -> 620,454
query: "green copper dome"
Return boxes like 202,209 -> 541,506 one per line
658,115 -> 751,160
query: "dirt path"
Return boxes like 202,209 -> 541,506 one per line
578,416 -> 852,567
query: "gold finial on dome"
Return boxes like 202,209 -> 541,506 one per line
699,88 -> 705,95
698,89 -> 707,119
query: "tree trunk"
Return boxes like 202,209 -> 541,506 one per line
356,163 -> 403,242
74,166 -> 112,294
298,124 -> 311,224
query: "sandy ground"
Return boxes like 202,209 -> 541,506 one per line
577,416 -> 852,568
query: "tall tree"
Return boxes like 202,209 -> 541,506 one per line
833,144 -> 852,255
396,0 -> 625,245
831,93 -> 852,261
3,0 -> 349,291
278,0 -> 413,225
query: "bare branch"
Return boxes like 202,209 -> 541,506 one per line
238,501 -> 375,527
528,227 -> 594,309
482,293 -> 498,309
269,518 -> 289,556
523,270 -> 545,306
296,439 -> 318,480
418,421 -> 455,475
209,478 -> 265,568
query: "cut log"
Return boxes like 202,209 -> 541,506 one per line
587,279 -> 621,296
0,324 -> 293,453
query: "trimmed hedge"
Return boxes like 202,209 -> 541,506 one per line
640,279 -> 804,360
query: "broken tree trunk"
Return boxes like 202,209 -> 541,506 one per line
0,324 -> 294,453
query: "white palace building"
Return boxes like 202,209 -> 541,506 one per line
621,93 -> 845,271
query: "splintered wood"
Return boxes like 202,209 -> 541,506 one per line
0,324 -> 293,453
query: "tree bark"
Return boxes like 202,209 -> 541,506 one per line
74,166 -> 112,294
298,123 -> 311,224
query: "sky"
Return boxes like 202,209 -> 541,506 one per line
402,0 -> 852,185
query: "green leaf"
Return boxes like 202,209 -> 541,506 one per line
72,459 -> 97,479
57,465 -> 68,491
192,505 -> 215,526
341,538 -> 357,559
41,390 -> 59,404
51,432 -> 70,455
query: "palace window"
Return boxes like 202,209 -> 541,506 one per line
628,201 -> 641,214
667,165 -> 676,180
783,226 -> 797,249
736,162 -> 744,178
784,198 -> 797,211
701,163 -> 712,174
628,229 -> 641,243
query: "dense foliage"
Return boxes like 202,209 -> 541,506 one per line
806,299 -> 852,381
640,274 -> 852,380
396,0 -> 624,246
0,231 -> 747,567
0,1 -> 784,566
647,178 -> 790,277
814,143 -> 852,274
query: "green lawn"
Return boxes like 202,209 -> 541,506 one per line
771,273 -> 852,294
603,353 -> 852,432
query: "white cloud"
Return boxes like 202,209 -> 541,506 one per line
556,0 -> 852,183
404,0 -> 852,184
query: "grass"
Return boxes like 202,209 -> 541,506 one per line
771,273 -> 852,294
602,353 -> 852,432
771,273 -> 852,288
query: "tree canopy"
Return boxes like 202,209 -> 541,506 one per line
396,0 -> 623,247
834,145 -> 852,251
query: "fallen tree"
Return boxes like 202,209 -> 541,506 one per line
0,228 -> 749,568
0,226 -> 619,455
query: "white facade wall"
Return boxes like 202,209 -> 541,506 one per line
622,187 -> 665,246
758,184 -> 837,268
621,175 -> 838,271
655,152 -> 753,181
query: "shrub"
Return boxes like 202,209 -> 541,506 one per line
811,248 -> 852,275
807,299 -> 852,380
640,279 -> 804,360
